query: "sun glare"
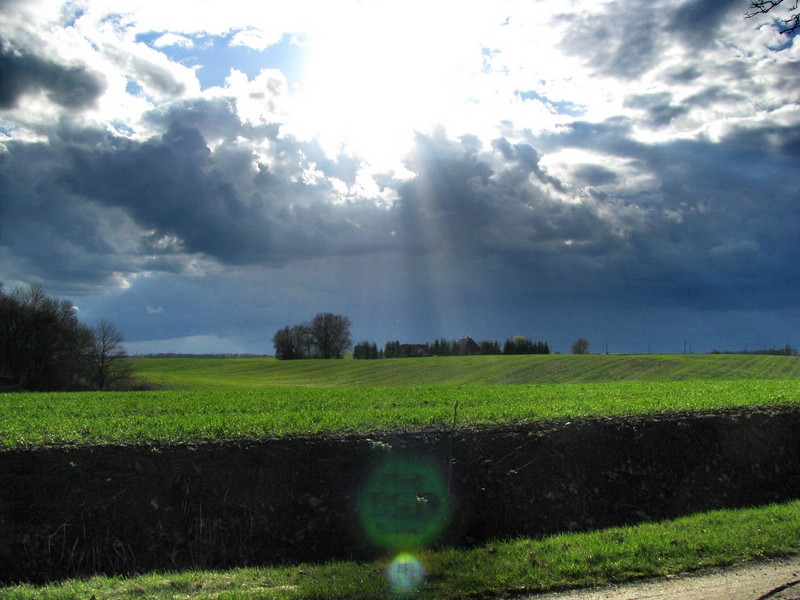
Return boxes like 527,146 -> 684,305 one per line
290,3 -> 480,170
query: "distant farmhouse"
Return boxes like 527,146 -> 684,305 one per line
458,336 -> 481,355
398,336 -> 481,357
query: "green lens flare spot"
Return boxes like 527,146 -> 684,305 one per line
387,552 -> 425,596
358,455 -> 450,550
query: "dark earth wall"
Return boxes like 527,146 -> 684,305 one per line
2,406 -> 799,584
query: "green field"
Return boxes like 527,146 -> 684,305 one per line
1,354 -> 798,449
3,353 -> 800,598
1,379 -> 799,448
131,353 -> 800,388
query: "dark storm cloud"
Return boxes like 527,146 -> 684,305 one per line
144,97 -> 244,139
0,96 -> 393,290
532,117 -> 800,311
572,164 -> 618,186
625,92 -> 689,127
0,40 -> 105,109
667,0 -> 741,45
392,130 -> 626,271
0,140 -> 145,292
560,0 -> 743,80
720,59 -> 757,83
1,86 -> 797,322
664,64 -> 704,85
2,116 -> 622,299
557,4 -> 663,80
722,121 -> 800,157
539,118 -> 639,157
64,123 -> 297,264
145,99 -> 361,185
491,137 -> 567,191
683,85 -> 745,109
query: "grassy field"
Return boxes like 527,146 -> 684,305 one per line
1,354 -> 798,449
131,353 -> 800,388
3,354 -> 799,597
3,499 -> 799,599
2,379 -> 799,448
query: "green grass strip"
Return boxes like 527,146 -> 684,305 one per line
2,379 -> 799,448
3,500 -> 799,599
131,354 -> 800,388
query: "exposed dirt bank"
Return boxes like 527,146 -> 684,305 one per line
2,406 -> 799,584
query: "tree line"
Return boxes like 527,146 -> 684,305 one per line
272,316 -> 561,361
271,314 -> 597,360
711,344 -> 797,356
354,335 -> 552,359
0,283 -> 134,391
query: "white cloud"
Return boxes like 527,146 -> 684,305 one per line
5,0 -> 796,167
218,68 -> 288,127
229,27 -> 283,51
153,33 -> 194,48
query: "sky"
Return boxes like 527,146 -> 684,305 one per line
0,0 -> 798,355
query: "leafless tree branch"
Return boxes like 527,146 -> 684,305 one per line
746,0 -> 800,34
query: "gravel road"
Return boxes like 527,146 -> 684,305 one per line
520,556 -> 800,599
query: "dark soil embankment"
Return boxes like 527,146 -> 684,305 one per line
2,406 -> 799,584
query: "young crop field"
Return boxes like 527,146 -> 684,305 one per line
131,353 -> 800,388
2,379 -> 799,449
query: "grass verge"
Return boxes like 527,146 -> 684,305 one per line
3,500 -> 799,599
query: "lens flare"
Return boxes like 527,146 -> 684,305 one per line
358,455 -> 450,551
387,552 -> 425,596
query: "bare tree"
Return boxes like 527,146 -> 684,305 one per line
88,319 -> 133,390
571,338 -> 590,355
272,323 -> 312,359
746,0 -> 800,33
309,313 -> 352,359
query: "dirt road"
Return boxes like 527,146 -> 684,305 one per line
522,556 -> 800,599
